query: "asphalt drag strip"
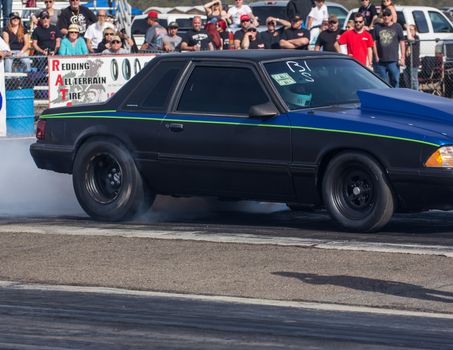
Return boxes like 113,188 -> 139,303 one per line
0,281 -> 453,350
1,221 -> 453,257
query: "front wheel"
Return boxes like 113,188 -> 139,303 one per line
73,138 -> 154,221
322,152 -> 394,232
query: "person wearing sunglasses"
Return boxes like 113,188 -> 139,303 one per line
315,15 -> 340,52
58,23 -> 88,55
31,0 -> 61,27
334,13 -> 374,68
85,9 -> 115,53
2,12 -> 31,72
372,8 -> 405,87
102,35 -> 128,54
380,0 -> 397,24
95,28 -> 116,53
57,0 -> 96,37
261,17 -> 290,49
227,0 -> 255,29
32,10 -> 61,56
241,25 -> 264,49
232,14 -> 252,49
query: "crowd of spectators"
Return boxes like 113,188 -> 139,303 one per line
0,0 -> 420,89
0,0 -> 137,72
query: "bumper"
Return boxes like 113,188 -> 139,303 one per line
29,142 -> 74,174
390,168 -> 453,211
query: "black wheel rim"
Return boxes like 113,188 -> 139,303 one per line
333,164 -> 376,220
85,153 -> 123,204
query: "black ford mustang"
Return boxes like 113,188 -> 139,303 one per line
30,50 -> 453,232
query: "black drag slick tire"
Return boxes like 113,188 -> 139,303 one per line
322,152 -> 394,233
73,138 -> 154,221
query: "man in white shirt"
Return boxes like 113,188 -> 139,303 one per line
227,0 -> 255,28
84,9 -> 115,53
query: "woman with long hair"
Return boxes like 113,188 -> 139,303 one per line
205,20 -> 222,50
2,12 -> 31,72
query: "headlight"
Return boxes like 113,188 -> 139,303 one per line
425,146 -> 453,168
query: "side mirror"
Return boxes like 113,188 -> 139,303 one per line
249,101 -> 278,119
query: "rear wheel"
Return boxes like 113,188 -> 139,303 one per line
73,138 -> 154,221
322,152 -> 394,232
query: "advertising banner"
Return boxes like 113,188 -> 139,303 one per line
0,59 -> 6,137
48,54 -> 156,108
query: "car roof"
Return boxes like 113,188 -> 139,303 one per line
155,50 -> 344,62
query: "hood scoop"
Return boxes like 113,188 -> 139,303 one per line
357,88 -> 453,122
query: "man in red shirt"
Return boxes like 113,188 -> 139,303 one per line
334,13 -> 374,67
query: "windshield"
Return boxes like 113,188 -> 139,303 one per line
264,58 -> 389,110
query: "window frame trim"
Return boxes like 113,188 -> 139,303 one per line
170,60 -> 279,119
119,58 -> 189,113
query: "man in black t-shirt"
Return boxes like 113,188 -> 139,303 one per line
279,16 -> 310,50
372,8 -> 405,87
57,0 -> 96,37
314,15 -> 340,52
240,26 -> 264,49
358,0 -> 378,30
261,16 -> 290,49
233,14 -> 251,50
32,11 -> 61,55
180,16 -> 214,51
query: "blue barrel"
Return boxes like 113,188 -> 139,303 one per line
6,88 -> 34,136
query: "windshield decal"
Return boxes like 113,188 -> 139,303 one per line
271,73 -> 296,86
285,60 -> 314,82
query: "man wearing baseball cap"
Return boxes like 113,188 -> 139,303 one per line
227,0 -> 255,28
372,7 -> 405,87
32,10 -> 61,56
233,14 -> 252,49
162,22 -> 182,52
141,10 -> 166,51
279,15 -> 310,50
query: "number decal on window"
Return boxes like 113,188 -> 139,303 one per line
285,60 -> 314,82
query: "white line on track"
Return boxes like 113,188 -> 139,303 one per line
1,280 -> 452,320
2,223 -> 453,257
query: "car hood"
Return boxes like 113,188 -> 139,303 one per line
288,88 -> 453,147
357,88 -> 453,141
357,88 -> 452,123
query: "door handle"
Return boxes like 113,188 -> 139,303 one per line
166,123 -> 184,132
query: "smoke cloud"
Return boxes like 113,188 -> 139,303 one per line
0,137 -> 85,217
0,138 -> 287,220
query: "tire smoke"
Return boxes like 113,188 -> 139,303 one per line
0,138 -> 287,220
0,138 -> 85,217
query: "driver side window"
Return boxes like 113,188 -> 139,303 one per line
177,66 -> 270,115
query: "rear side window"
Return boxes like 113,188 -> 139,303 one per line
177,66 -> 270,115
126,60 -> 185,111
429,11 -> 453,33
413,11 -> 429,33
